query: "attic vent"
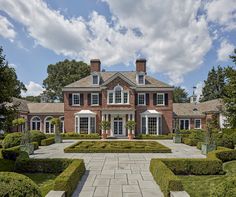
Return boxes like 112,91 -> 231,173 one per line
193,108 -> 198,111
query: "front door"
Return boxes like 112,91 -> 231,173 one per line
114,117 -> 123,135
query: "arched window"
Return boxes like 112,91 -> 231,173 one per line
115,85 -> 122,103
107,85 -> 129,104
44,116 -> 54,133
60,116 -> 64,133
31,116 -> 41,131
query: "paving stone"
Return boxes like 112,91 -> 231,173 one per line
93,178 -> 110,187
122,185 -> 140,193
94,187 -> 109,196
110,178 -> 127,185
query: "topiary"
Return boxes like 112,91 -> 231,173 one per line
0,172 -> 42,197
2,132 -> 22,149
30,130 -> 46,145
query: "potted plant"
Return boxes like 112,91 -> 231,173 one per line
100,120 -> 110,139
173,119 -> 182,143
51,118 -> 62,143
12,117 -> 26,132
125,120 -> 136,140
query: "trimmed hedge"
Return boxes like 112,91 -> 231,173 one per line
31,141 -> 39,150
41,137 -> 55,146
135,134 -> 173,139
46,133 -> 101,139
0,159 -> 15,171
54,159 -> 85,196
0,172 -> 42,197
2,132 -> 22,148
150,159 -> 183,197
182,138 -> 198,146
30,130 -> 46,145
2,146 -> 20,160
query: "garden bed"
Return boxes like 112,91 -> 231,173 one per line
64,141 -> 171,153
135,134 -> 173,140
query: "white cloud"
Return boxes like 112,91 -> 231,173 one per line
21,81 -> 45,97
0,0 -> 213,84
217,39 -> 235,61
8,63 -> 17,69
0,15 -> 16,41
205,0 -> 236,31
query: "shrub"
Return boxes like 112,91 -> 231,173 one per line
0,172 -> 42,197
16,151 -> 29,161
54,159 -> 85,196
182,138 -> 198,146
41,137 -> 55,146
2,132 -> 22,149
31,141 -> 39,150
210,176 -> 236,197
214,149 -> 236,162
62,132 -> 101,139
197,142 -> 203,150
222,128 -> 236,136
0,159 -> 15,171
2,146 -> 20,160
230,132 -> 236,145
0,140 -> 2,148
30,130 -> 46,145
213,133 -> 234,149
150,159 -> 183,197
135,134 -> 173,139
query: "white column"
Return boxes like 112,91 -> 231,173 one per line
132,113 -> 135,135
145,115 -> 148,134
156,116 -> 159,135
88,116 -> 91,134
102,114 -> 105,134
78,117 -> 80,134
128,114 -> 131,135
111,115 -> 113,137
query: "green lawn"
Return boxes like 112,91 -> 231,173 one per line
64,140 -> 171,153
23,173 -> 58,196
178,161 -> 236,197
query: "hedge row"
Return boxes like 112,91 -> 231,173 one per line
46,133 -> 101,139
0,159 -> 15,171
0,172 -> 42,197
150,148 -> 236,197
135,134 -> 173,139
41,137 -> 55,146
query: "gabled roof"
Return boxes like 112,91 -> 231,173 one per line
64,71 -> 172,89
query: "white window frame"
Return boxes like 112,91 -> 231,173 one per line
59,116 -> 64,133
44,116 -> 55,134
107,85 -> 129,105
137,73 -> 145,85
138,93 -> 146,106
156,93 -> 165,106
194,119 -> 201,129
91,93 -> 99,106
72,93 -> 80,106
31,116 -> 41,131
75,115 -> 96,134
179,119 -> 190,130
92,74 -> 99,85
123,91 -> 129,104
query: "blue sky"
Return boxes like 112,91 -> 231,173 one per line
0,0 -> 235,97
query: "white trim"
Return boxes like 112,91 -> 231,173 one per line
72,93 -> 80,106
44,116 -> 55,134
179,119 -> 190,130
194,119 -> 201,129
141,113 -> 162,135
138,93 -> 146,106
156,93 -> 165,106
136,73 -> 145,85
92,74 -> 99,85
107,85 -> 130,105
30,116 -> 41,131
91,93 -> 99,106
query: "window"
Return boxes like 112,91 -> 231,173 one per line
31,116 -> 41,131
91,93 -> 99,105
142,117 -> 146,134
115,86 -> 122,103
108,92 -> 113,104
90,117 -> 96,133
123,92 -> 128,104
179,119 -> 190,130
72,93 -> 80,106
92,75 -> 99,85
107,85 -> 129,104
138,93 -> 146,105
45,117 -> 54,133
157,93 -> 164,105
60,117 -> 64,133
138,74 -> 145,84
194,119 -> 201,129
148,117 -> 157,134
80,117 -> 88,133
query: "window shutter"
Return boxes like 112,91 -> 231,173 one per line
99,93 -> 102,105
80,94 -> 84,106
69,94 -> 72,105
88,94 -> 91,105
153,93 -> 157,105
165,93 -> 168,106
146,93 -> 149,105
135,93 -> 138,105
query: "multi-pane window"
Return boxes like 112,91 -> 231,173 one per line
123,92 -> 128,103
138,74 -> 145,84
31,117 -> 41,131
115,87 -> 122,103
148,117 -> 157,134
109,92 -> 113,104
142,117 -> 146,134
91,93 -> 99,105
194,119 -> 201,129
75,117 -> 79,132
157,93 -> 164,105
72,93 -> 80,105
107,85 -> 129,104
90,117 -> 96,133
45,117 -> 54,133
80,117 -> 88,133
92,75 -> 99,84
60,117 -> 64,133
138,93 -> 146,105
180,119 -> 190,130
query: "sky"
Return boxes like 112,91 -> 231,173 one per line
0,0 -> 235,98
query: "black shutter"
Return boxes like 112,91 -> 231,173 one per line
146,93 -> 149,105
69,94 -> 72,105
135,93 -> 138,105
80,94 -> 84,106
99,93 -> 102,105
153,93 -> 157,105
88,94 -> 91,105
165,93 -> 168,106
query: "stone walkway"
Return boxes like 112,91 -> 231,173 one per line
31,140 -> 205,197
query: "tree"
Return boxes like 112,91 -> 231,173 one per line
23,96 -> 40,103
50,117 -> 62,143
0,46 -> 27,131
12,117 -> 26,132
43,59 -> 90,101
173,86 -> 188,103
223,66 -> 236,128
200,66 -> 226,102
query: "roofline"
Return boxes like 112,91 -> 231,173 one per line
28,112 -> 64,115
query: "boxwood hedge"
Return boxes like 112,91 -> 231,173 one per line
135,134 -> 173,139
41,137 -> 55,146
0,159 -> 15,171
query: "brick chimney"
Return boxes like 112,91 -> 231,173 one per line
90,59 -> 101,72
136,59 -> 146,73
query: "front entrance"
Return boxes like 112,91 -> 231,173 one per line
113,117 -> 123,136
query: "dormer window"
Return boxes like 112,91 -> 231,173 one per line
92,74 -> 99,85
137,73 -> 145,85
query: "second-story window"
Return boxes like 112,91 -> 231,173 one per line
156,93 -> 164,105
138,93 -> 146,105
72,93 -> 80,106
91,93 -> 99,106
92,75 -> 99,85
107,85 -> 129,104
115,86 -> 122,103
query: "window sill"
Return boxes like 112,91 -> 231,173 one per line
138,104 -> 146,106
156,104 -> 165,106
72,104 -> 81,106
107,103 -> 130,105
91,104 -> 99,106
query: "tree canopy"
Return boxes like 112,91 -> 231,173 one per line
200,65 -> 226,102
173,86 -> 189,103
43,59 -> 90,101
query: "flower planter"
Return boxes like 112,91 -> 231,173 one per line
102,133 -> 107,139
55,134 -> 62,143
201,143 -> 216,155
20,144 -> 34,155
173,135 -> 182,143
128,133 -> 134,140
